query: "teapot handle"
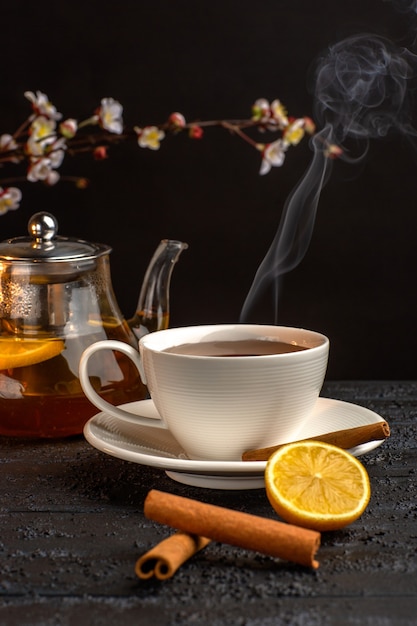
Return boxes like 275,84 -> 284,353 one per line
79,340 -> 167,429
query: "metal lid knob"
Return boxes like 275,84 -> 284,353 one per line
28,212 -> 58,244
28,212 -> 58,251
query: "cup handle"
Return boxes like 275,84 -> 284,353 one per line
79,340 -> 166,429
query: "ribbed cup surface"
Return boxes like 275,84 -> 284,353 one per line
141,325 -> 329,461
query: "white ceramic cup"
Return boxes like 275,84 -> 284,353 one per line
79,324 -> 329,461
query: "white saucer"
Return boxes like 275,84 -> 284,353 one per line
83,397 -> 388,490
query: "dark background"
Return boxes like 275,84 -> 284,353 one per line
1,0 -> 417,380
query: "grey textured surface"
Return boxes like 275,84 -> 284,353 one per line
1,381 -> 416,625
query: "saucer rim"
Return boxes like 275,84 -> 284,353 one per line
83,397 -> 387,476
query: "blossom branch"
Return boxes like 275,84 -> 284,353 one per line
0,91 -> 341,216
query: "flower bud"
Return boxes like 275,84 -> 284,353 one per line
59,118 -> 78,139
168,112 -> 186,129
252,98 -> 270,121
76,178 -> 89,189
324,144 -> 343,159
189,125 -> 203,139
303,117 -> 316,134
93,146 -> 108,160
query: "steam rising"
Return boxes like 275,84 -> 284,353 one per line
239,128 -> 333,323
240,33 -> 417,323
312,34 -> 416,143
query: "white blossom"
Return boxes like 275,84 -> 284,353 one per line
136,126 -> 165,150
0,186 -> 22,214
27,158 -> 61,185
0,134 -> 18,152
97,97 -> 123,134
26,117 -> 58,156
259,139 -> 287,175
24,91 -> 62,120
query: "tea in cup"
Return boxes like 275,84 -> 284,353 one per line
79,324 -> 329,461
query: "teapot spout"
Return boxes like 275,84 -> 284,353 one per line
127,239 -> 188,339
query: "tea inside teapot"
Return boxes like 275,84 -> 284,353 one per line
0,212 -> 187,437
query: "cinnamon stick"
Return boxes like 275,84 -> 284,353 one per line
242,420 -> 391,462
135,531 -> 211,580
144,489 -> 320,569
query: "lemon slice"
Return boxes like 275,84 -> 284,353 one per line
265,441 -> 371,531
0,338 -> 65,369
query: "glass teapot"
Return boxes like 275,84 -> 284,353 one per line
0,212 -> 187,438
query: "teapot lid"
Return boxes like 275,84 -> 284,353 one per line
0,212 -> 111,262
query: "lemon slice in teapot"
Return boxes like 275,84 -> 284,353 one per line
0,338 -> 65,369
